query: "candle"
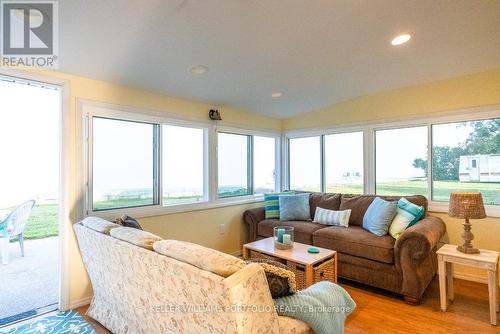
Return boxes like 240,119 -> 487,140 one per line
282,234 -> 292,245
276,228 -> 285,243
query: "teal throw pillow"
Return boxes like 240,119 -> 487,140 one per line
398,197 -> 424,226
264,191 -> 295,219
279,193 -> 310,221
362,197 -> 398,236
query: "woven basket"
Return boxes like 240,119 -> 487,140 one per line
248,250 -> 286,265
313,258 -> 336,284
286,262 -> 306,290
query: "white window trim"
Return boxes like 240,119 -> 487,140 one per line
77,100 -> 282,219
284,105 -> 500,217
215,125 -> 282,198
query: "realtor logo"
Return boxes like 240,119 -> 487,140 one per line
0,0 -> 59,68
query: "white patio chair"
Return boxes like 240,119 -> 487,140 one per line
0,200 -> 35,265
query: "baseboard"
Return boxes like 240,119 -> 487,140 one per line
69,296 -> 92,310
230,250 -> 242,257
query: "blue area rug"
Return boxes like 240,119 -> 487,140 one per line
1,310 -> 95,334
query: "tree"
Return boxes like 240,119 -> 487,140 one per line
431,146 -> 465,181
412,158 -> 428,177
412,119 -> 500,181
464,119 -> 500,155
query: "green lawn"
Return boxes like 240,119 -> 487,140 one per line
327,180 -> 500,205
1,204 -> 60,241
4,180 -> 498,241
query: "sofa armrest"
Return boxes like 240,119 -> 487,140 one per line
243,207 -> 265,242
223,263 -> 280,334
395,216 -> 445,264
394,215 -> 446,299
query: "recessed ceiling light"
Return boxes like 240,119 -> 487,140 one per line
271,91 -> 284,98
188,65 -> 208,75
391,34 -> 411,46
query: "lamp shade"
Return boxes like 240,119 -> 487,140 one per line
448,192 -> 486,219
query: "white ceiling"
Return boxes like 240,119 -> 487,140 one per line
59,0 -> 500,118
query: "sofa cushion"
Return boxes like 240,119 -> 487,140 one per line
279,193 -> 311,221
309,192 -> 342,219
258,219 -> 326,244
312,226 -> 396,264
81,217 -> 119,235
153,240 -> 245,277
339,195 -> 428,226
362,197 -> 398,236
264,191 -> 295,219
110,226 -> 162,250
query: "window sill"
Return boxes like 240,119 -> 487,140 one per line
88,195 -> 265,221
428,201 -> 500,218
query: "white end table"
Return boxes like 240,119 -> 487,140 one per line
436,244 -> 499,325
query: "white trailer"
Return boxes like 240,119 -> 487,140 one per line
459,154 -> 500,182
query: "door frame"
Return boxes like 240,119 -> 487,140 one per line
0,69 -> 71,311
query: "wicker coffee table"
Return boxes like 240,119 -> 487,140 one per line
243,237 -> 337,290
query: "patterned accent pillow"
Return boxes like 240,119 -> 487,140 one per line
362,197 -> 398,236
245,258 -> 297,298
114,214 -> 143,230
81,217 -> 119,235
279,193 -> 311,221
313,207 -> 351,227
398,197 -> 425,226
264,191 -> 295,219
154,240 -> 245,277
388,208 -> 414,239
110,227 -> 162,250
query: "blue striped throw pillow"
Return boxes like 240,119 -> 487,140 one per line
264,191 -> 295,219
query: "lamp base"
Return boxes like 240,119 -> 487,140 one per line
457,218 -> 480,254
457,244 -> 480,254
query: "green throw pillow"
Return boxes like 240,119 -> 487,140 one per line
398,198 -> 424,226
264,191 -> 295,219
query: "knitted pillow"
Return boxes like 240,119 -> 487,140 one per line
245,258 -> 297,298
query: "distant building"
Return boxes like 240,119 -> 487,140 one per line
459,154 -> 500,182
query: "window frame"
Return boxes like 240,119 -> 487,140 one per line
90,116 -> 161,212
284,106 -> 500,217
79,101 -> 281,220
215,126 -> 282,201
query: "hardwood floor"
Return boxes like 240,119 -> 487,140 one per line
77,277 -> 499,334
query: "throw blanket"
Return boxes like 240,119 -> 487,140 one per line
274,281 -> 356,334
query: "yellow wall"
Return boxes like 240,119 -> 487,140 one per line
284,68 -> 500,283
26,70 -> 281,306
283,68 -> 500,130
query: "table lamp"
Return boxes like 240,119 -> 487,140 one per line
448,192 -> 486,254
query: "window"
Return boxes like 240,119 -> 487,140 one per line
217,132 -> 251,198
92,117 -> 158,210
253,136 -> 276,194
289,136 -> 321,191
375,126 -> 428,196
162,125 -> 206,205
432,119 -> 500,205
324,132 -> 364,194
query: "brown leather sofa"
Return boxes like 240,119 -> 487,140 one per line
243,192 -> 446,304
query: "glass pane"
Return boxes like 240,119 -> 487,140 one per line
325,132 -> 364,194
162,125 -> 205,205
289,136 -> 321,191
254,136 -> 276,194
432,119 -> 500,205
218,133 -> 250,198
93,117 -> 155,210
376,126 -> 428,196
